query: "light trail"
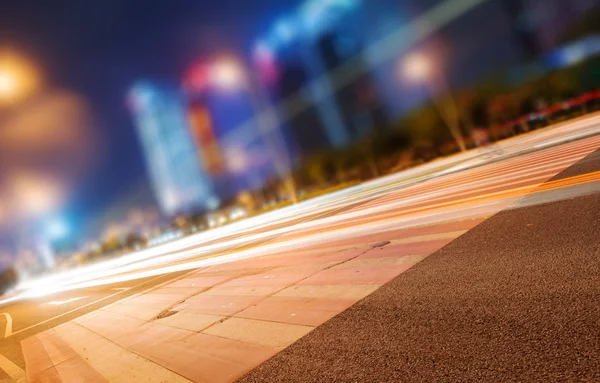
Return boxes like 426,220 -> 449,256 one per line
4,157 -> 599,304
2,116 -> 599,306
20,174 -> 600,296
221,0 -> 491,148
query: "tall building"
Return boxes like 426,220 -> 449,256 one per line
128,82 -> 219,216
500,0 -> 597,57
250,0 -> 387,156
274,55 -> 330,158
316,31 -> 388,138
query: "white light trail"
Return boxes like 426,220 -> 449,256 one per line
2,116 -> 599,306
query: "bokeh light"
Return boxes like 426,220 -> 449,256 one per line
209,58 -> 246,90
46,219 -> 69,240
0,51 -> 40,105
402,52 -> 432,82
10,173 -> 65,218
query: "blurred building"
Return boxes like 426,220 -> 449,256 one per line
274,54 -> 330,157
315,31 -> 388,137
186,98 -> 225,176
252,0 -> 386,158
500,0 -> 597,57
128,82 -> 219,216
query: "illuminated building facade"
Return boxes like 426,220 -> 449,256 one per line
252,0 -> 386,158
128,82 -> 219,216
501,0 -> 597,56
252,0 -> 597,138
315,30 -> 388,138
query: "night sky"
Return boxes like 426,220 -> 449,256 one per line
0,0 -> 558,245
0,0 -> 303,237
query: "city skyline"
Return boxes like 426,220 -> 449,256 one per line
0,0 -> 595,251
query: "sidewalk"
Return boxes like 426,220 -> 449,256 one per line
20,224 -> 470,383
239,150 -> 600,383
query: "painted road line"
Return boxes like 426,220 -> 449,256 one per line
0,312 -> 13,338
8,275 -> 162,338
0,352 -> 26,382
47,296 -> 88,306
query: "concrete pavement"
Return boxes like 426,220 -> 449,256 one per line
0,126 -> 599,381
0,272 -> 190,381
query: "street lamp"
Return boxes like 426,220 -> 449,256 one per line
401,52 -> 466,152
209,58 -> 246,91
0,52 -> 40,105
0,71 -> 18,99
403,53 -> 432,82
12,175 -> 64,218
201,56 -> 297,202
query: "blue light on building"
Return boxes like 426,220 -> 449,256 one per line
252,0 -> 392,155
544,35 -> 600,70
128,82 -> 219,216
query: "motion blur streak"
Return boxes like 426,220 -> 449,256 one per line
222,0 -> 490,147
2,115 -> 599,306
7,167 -> 599,302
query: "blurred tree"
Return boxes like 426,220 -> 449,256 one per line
124,232 -> 146,250
101,233 -> 122,255
236,190 -> 257,211
304,152 -> 338,186
538,71 -> 578,101
470,98 -> 490,128
372,130 -> 410,158
0,267 -> 18,294
401,104 -> 451,150
173,216 -> 189,229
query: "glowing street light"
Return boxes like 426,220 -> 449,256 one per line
0,51 -> 40,105
209,58 -> 247,91
226,147 -> 251,174
184,55 -> 297,202
401,52 -> 466,152
46,219 -> 69,240
209,56 -> 297,202
402,53 -> 432,82
0,71 -> 18,97
10,173 -> 65,219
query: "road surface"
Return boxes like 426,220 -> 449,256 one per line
240,147 -> 600,383
1,114 -> 599,382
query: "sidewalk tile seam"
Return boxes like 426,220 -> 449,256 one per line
27,365 -> 60,383
158,269 -> 276,321
200,320 -> 310,348
68,320 -> 193,382
195,247 -> 372,335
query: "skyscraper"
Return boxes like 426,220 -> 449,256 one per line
128,82 -> 219,216
500,0 -> 597,57
316,31 -> 388,138
252,0 -> 388,158
275,56 -> 330,158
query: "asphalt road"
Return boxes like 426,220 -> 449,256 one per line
238,150 -> 600,383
